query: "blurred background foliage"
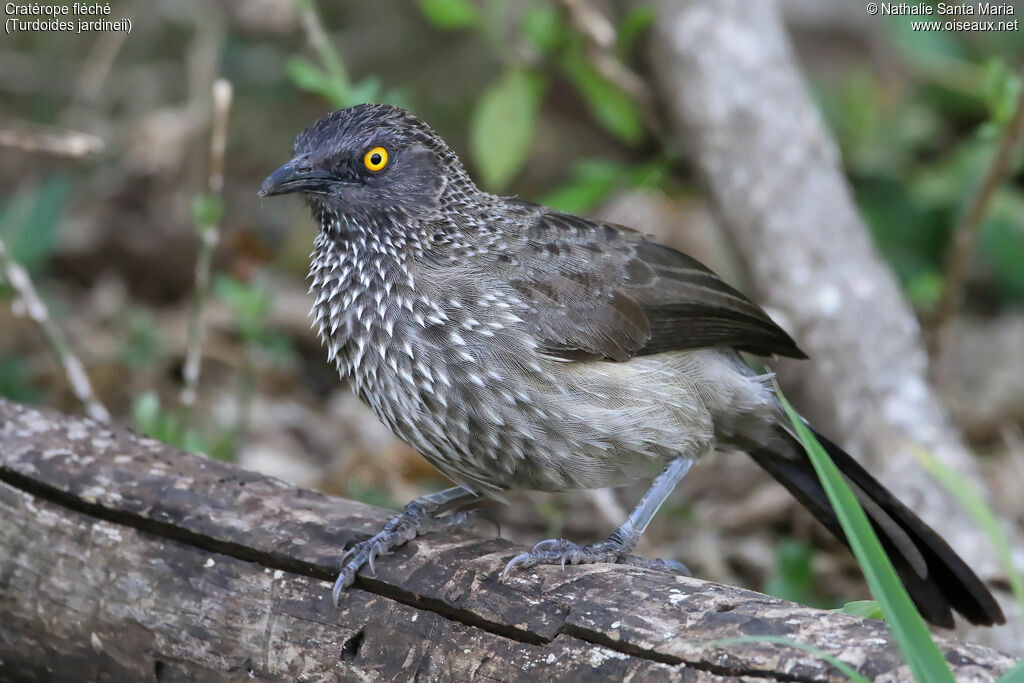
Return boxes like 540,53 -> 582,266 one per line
1,0 -> 1022,613
815,19 -> 1024,310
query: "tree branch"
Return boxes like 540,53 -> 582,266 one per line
929,68 -> 1024,369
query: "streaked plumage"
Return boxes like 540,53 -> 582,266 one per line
260,103 -> 1003,628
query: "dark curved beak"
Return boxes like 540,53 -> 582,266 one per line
258,158 -> 336,197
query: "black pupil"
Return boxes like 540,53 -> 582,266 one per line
370,153 -> 382,166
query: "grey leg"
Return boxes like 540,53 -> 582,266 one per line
501,458 -> 693,580
333,485 -> 480,605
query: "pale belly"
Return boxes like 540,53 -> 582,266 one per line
352,345 -> 775,495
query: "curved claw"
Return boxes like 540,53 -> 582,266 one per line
501,545 -> 579,581
332,569 -> 352,608
331,496 -> 483,606
339,544 -> 360,567
366,545 -> 378,576
500,551 -> 536,581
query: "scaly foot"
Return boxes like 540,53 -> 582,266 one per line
333,502 -> 480,605
500,537 -> 690,581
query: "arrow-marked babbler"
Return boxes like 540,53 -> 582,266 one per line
259,103 -> 1003,628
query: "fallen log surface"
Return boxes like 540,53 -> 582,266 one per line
0,399 -> 1014,681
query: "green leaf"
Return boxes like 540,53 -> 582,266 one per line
0,176 -> 70,272
132,392 -> 161,435
182,429 -> 209,456
539,160 -> 621,214
285,55 -> 327,91
539,159 -> 666,214
286,56 -> 371,109
191,194 -> 223,229
777,385 -> 954,683
286,57 -> 342,105
979,189 -> 1024,303
981,58 -> 1022,126
840,600 -> 885,621
345,481 -> 397,509
0,354 -> 39,404
905,269 -> 943,310
208,429 -> 239,463
118,309 -> 161,367
348,77 -> 383,105
215,275 -> 271,339
419,0 -> 478,29
522,4 -> 564,54
997,658 -> 1024,683
470,68 -> 545,190
560,47 -> 643,145
764,539 -> 815,605
616,6 -> 656,57
915,448 -> 1024,621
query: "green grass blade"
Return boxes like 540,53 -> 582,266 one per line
839,600 -> 884,620
702,636 -> 870,683
776,385 -> 954,683
914,447 -> 1024,619
997,658 -> 1024,683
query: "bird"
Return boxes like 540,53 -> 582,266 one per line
259,103 -> 1004,628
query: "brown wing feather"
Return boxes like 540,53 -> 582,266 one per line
510,209 -> 806,362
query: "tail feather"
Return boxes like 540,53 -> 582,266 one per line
746,424 -> 1005,628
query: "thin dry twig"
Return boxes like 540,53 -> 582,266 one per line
556,0 -> 652,111
207,80 -> 232,193
929,72 -> 1024,372
0,195 -> 109,423
297,0 -> 350,90
72,30 -> 128,107
0,123 -> 104,158
179,78 -> 233,418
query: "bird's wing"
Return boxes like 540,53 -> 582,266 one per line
503,207 -> 806,362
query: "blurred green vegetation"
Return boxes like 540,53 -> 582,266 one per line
0,181 -> 71,403
127,273 -> 295,463
131,390 -> 236,461
0,354 -> 40,404
763,539 -> 832,609
0,178 -> 70,274
813,21 -> 1024,311
841,600 -> 885,620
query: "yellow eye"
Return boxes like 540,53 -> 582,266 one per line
364,146 -> 388,172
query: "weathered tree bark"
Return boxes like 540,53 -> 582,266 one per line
642,0 -> 1022,647
0,399 -> 1015,681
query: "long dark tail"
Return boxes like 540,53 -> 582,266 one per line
746,424 -> 1004,628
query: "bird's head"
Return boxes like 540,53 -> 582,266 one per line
259,104 -> 472,224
